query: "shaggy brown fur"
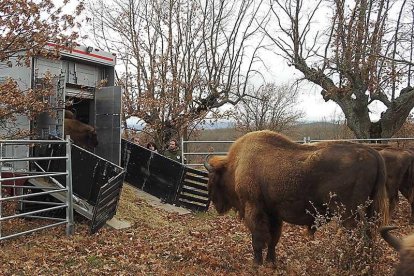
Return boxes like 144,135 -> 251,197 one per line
380,226 -> 414,276
206,130 -> 390,266
64,110 -> 75,119
376,148 -> 414,223
64,118 -> 98,150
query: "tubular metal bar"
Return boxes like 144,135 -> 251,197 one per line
0,156 -> 67,162
186,164 -> 208,168
0,139 -> 66,144
0,220 -> 67,241
33,162 -> 67,190
0,204 -> 67,221
65,135 -> 74,236
183,152 -> 228,156
2,171 -> 61,175
18,200 -> 66,206
1,184 -> 64,190
182,140 -> 234,144
22,215 -> 66,221
0,172 -> 67,182
0,189 -> 68,202
308,137 -> 414,143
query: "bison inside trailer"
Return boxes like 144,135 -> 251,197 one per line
0,44 -> 124,233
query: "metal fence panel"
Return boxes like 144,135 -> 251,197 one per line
0,139 -> 73,240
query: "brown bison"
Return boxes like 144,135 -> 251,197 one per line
375,148 -> 414,222
380,226 -> 414,276
64,109 -> 76,119
204,130 -> 389,266
64,118 -> 98,151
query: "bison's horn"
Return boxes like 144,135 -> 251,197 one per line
204,154 -> 213,172
380,226 -> 402,251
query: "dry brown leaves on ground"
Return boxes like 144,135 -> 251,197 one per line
0,184 -> 412,275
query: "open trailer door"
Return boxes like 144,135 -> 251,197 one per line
93,86 -> 122,166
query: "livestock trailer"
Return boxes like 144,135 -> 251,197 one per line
0,44 -> 124,233
0,43 -> 121,166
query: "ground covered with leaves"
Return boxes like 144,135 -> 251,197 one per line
0,184 -> 413,275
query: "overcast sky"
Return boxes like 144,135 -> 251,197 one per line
262,49 -> 387,123
76,0 -> 389,124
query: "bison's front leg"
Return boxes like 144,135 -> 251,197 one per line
251,232 -> 265,265
245,203 -> 272,266
265,216 -> 282,266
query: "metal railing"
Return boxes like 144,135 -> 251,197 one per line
0,137 -> 73,241
182,140 -> 232,168
182,136 -> 414,169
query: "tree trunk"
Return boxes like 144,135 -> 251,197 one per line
330,87 -> 414,139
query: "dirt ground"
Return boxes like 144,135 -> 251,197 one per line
0,184 -> 413,275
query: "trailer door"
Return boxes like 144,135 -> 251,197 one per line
93,86 -> 121,165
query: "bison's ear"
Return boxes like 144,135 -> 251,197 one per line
209,156 -> 228,171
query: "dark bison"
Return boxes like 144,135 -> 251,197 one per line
204,130 -> 389,266
64,118 -> 98,151
380,226 -> 414,276
375,147 -> 414,222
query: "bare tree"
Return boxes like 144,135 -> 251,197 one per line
87,0 -> 267,148
0,0 -> 83,138
234,83 -> 304,133
265,0 -> 414,139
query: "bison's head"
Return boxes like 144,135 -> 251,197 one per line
204,155 -> 233,214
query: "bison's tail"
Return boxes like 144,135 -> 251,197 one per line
371,152 -> 390,226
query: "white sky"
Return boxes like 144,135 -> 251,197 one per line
258,55 -> 341,122
262,52 -> 388,123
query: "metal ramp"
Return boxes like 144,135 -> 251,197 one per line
176,167 -> 209,212
27,177 -> 94,220
121,139 -> 210,212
